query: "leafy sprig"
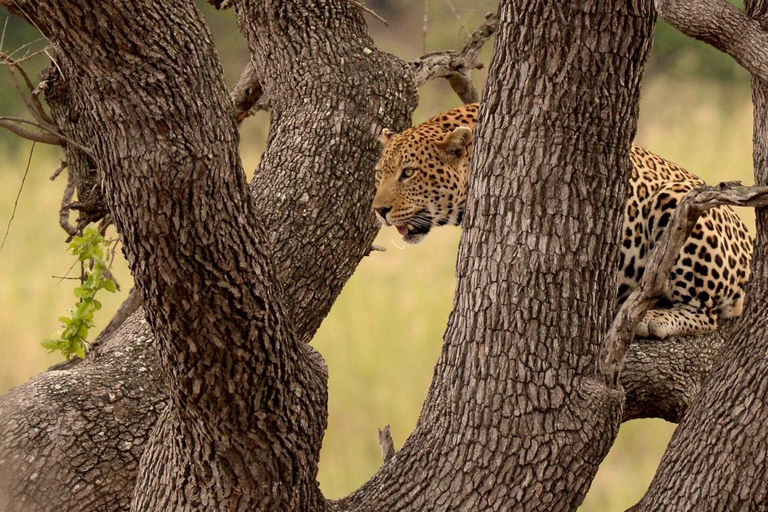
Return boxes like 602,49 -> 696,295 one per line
42,227 -> 118,359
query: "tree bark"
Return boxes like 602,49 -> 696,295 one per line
337,2 -> 656,510
634,1 -> 768,508
0,0 -> 415,510
2,0 -> 757,509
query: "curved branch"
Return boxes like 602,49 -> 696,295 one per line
656,0 -> 768,83
620,321 -> 732,422
0,118 -> 63,144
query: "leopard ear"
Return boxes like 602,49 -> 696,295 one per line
437,126 -> 473,157
379,128 -> 396,146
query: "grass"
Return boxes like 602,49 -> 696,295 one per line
0,78 -> 755,510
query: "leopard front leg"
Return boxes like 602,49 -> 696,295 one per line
635,303 -> 718,339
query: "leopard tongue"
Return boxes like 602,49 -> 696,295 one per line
396,225 -> 409,236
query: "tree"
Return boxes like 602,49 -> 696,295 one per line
0,0 -> 766,510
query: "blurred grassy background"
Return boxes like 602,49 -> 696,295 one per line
0,1 -> 754,510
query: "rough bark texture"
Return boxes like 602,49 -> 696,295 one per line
0,0 -> 415,510
621,321 -> 732,422
635,1 -> 768,508
2,0 -> 758,509
338,2 -> 656,510
0,316 -> 163,511
234,0 -> 416,344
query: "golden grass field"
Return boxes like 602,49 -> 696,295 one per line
0,9 -> 757,508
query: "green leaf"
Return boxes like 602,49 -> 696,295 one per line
41,338 -> 60,350
71,342 -> 86,359
73,286 -> 90,298
44,224 -> 119,359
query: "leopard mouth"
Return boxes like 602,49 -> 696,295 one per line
395,224 -> 431,237
393,210 -> 433,243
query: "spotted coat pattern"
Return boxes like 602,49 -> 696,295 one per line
373,104 -> 753,339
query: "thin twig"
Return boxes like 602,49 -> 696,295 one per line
422,0 -> 429,54
2,38 -> 48,63
347,0 -> 388,26
410,12 -> 498,104
0,141 -> 35,253
50,160 -> 68,181
4,66 -> 57,128
0,17 -> 8,53
0,53 -> 55,125
444,0 -> 469,43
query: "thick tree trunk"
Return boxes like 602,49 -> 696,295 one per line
0,0 -> 415,510
337,2 -> 656,510
634,2 -> 768,508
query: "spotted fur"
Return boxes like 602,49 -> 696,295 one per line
373,104 -> 753,339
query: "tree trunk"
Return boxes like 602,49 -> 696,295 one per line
0,0 -> 415,509
5,0 -> 756,509
337,1 -> 656,510
634,1 -> 768,508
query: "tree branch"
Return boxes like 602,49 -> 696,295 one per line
620,320 -> 732,422
410,11 -> 498,103
598,183 -> 768,387
0,118 -> 63,144
656,0 -> 768,84
229,61 -> 263,125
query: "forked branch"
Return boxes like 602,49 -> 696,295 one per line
598,182 -> 768,387
411,12 -> 498,103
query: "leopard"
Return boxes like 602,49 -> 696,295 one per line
373,103 -> 753,339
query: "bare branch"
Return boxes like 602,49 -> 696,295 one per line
621,319 -> 734,422
422,0 -> 429,54
598,182 -> 768,387
0,115 -> 93,154
1,52 -> 57,127
0,141 -> 34,252
49,160 -> 67,181
410,12 -> 498,104
0,118 -> 62,144
657,0 -> 768,83
58,173 -> 78,238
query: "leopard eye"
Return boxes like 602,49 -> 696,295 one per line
400,167 -> 417,180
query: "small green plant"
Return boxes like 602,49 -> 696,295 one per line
42,227 -> 118,359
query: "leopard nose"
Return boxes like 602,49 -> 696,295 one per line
375,206 -> 392,219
